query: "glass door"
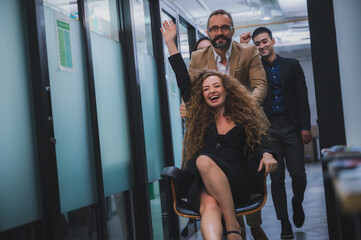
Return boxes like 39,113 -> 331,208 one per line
0,0 -> 42,233
43,1 -> 99,238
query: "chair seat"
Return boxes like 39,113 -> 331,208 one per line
175,194 -> 264,219
176,199 -> 200,218
161,166 -> 267,219
235,194 -> 264,214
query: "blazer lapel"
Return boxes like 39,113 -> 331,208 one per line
229,41 -> 240,78
207,48 -> 217,70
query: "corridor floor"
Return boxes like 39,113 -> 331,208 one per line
189,162 -> 329,240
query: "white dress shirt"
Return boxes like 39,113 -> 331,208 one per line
212,43 -> 232,74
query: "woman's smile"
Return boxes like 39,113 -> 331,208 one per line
202,75 -> 227,109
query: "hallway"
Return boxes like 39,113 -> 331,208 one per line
189,162 -> 329,240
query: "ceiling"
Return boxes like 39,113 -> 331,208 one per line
43,0 -> 311,54
165,0 -> 310,49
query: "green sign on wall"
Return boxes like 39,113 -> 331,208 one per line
55,13 -> 73,71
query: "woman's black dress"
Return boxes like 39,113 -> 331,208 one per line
168,53 -> 271,212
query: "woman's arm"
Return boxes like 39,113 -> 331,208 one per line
161,20 -> 192,103
254,136 -> 278,175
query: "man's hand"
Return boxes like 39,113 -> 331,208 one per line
179,102 -> 187,119
301,130 -> 312,145
240,32 -> 252,44
258,152 -> 278,175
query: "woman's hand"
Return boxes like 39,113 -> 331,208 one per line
161,20 -> 177,44
179,102 -> 187,119
160,20 -> 179,55
258,152 -> 278,175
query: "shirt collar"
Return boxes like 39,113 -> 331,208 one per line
263,54 -> 279,67
213,42 -> 233,62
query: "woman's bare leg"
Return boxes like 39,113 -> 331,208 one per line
196,155 -> 243,240
199,190 -> 223,240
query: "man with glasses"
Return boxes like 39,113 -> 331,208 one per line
188,9 -> 269,240
189,9 -> 268,106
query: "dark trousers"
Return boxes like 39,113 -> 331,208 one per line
268,115 -> 307,220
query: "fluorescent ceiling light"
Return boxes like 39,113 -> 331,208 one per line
261,6 -> 271,21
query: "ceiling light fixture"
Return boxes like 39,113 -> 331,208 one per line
260,6 -> 271,21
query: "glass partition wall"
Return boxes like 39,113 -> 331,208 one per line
0,0 -> 42,234
0,0 -> 199,239
87,0 -> 133,239
131,0 -> 166,239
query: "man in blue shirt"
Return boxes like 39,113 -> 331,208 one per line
241,27 -> 312,239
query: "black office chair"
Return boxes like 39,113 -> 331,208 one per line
161,166 -> 268,236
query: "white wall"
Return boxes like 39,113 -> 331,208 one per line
299,54 -> 317,127
333,0 -> 361,145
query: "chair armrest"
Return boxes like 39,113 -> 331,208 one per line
161,166 -> 182,180
161,166 -> 187,199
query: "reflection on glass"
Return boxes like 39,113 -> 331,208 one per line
149,181 -> 164,240
88,0 -> 119,41
132,0 -> 165,182
88,0 -> 132,197
179,22 -> 190,62
62,204 -> 98,239
132,0 -> 153,55
131,0 -> 165,237
105,191 -> 133,240
44,0 -> 79,20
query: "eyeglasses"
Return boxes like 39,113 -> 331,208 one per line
208,25 -> 234,33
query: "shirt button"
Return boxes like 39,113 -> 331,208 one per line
272,67 -> 274,69
275,96 -> 278,99
273,76 -> 276,78
277,106 -> 279,109
216,143 -> 221,148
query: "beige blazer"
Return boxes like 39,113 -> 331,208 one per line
189,41 -> 268,105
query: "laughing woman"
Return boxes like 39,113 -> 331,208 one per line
161,20 -> 277,240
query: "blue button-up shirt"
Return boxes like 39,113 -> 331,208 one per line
263,55 -> 287,115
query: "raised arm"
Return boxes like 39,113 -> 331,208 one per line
240,32 -> 252,44
160,20 -> 178,56
160,20 -> 192,102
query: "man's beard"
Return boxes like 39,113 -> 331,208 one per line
211,35 -> 232,49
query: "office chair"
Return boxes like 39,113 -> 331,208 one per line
161,166 -> 268,236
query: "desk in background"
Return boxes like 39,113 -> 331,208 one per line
322,146 -> 361,240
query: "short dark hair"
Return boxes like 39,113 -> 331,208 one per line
207,9 -> 234,28
193,36 -> 211,51
252,27 -> 273,41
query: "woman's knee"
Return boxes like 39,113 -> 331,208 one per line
196,155 -> 214,172
199,197 -> 221,217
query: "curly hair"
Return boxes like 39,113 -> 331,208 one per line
183,69 -> 268,166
